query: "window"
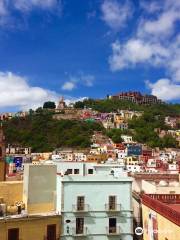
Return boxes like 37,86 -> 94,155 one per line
77,196 -> 85,211
76,218 -> 84,234
8,228 -> 19,240
66,169 -> 72,174
88,169 -> 93,174
74,169 -> 80,174
109,196 -> 116,210
47,224 -> 56,240
109,218 -> 117,233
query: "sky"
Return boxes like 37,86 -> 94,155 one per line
0,0 -> 180,111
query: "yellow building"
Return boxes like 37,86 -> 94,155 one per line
0,215 -> 61,240
125,156 -> 139,165
142,194 -> 180,240
0,165 -> 61,240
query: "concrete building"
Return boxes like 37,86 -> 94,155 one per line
141,180 -> 180,194
0,164 -> 61,240
23,164 -> 57,214
121,135 -> 133,144
60,174 -> 133,240
53,161 -> 126,177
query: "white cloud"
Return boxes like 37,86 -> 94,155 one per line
140,1 -> 163,13
62,73 -> 95,91
109,39 -> 169,71
79,74 -> 94,87
0,0 -> 61,27
0,71 -> 59,110
108,0 -> 180,101
137,0 -> 180,40
61,81 -> 76,91
101,0 -> 132,30
13,0 -> 58,12
147,79 -> 180,101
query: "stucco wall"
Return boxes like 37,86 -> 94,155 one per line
142,204 -> 180,240
0,215 -> 61,240
0,181 -> 23,205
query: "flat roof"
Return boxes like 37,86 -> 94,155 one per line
62,175 -> 132,182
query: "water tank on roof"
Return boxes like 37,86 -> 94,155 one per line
158,180 -> 168,186
169,181 -> 179,187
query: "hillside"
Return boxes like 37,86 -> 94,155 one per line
74,98 -> 180,116
3,112 -> 103,152
3,99 -> 180,151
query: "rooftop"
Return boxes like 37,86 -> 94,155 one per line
61,175 -> 132,182
142,194 -> 180,226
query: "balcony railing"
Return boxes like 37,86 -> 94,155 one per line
44,236 -> 60,240
106,226 -> 121,235
105,204 -> 121,212
72,227 -> 88,237
72,204 -> 89,212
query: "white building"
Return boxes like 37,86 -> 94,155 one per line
53,161 -> 126,177
121,135 -> 133,143
60,174 -> 133,240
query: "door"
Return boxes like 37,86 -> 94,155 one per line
109,218 -> 117,233
8,228 -> 19,240
76,218 -> 84,234
109,196 -> 116,210
77,196 -> 85,211
47,224 -> 56,240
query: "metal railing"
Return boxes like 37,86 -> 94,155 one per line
72,204 -> 89,212
72,227 -> 88,237
105,204 -> 121,212
106,226 -> 121,235
43,236 -> 60,240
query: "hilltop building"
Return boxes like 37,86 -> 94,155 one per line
108,91 -> 162,105
57,97 -> 66,110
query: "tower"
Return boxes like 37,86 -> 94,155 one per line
0,124 -> 6,181
57,96 -> 66,110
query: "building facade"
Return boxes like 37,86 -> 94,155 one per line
142,194 -> 180,240
60,175 -> 133,240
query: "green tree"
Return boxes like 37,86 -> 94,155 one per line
43,101 -> 56,109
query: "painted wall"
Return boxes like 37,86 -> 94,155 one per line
23,164 -> 57,214
142,204 -> 180,240
0,181 -> 23,205
61,175 -> 133,240
0,215 -> 61,240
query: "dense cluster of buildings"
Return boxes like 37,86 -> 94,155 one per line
0,122 -> 180,239
0,94 -> 180,240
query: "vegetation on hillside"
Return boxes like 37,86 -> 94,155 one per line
74,98 -> 180,116
2,98 -> 180,151
3,112 -> 103,152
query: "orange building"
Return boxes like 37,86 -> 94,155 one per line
142,194 -> 180,240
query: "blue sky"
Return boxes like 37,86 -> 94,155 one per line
0,0 -> 180,111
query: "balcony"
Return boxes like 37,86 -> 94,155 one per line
72,227 -> 88,237
105,204 -> 121,212
106,226 -> 121,236
72,204 -> 89,213
44,236 -> 60,240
